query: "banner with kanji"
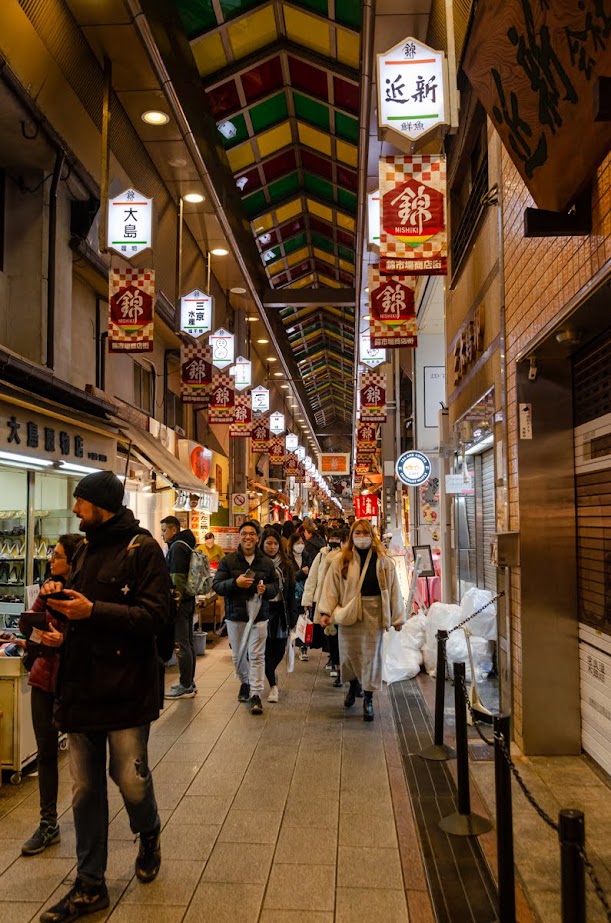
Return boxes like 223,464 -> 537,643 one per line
229,394 -> 252,438
354,494 -> 380,519
269,437 -> 286,466
108,267 -> 154,352
379,155 -> 447,276
295,462 -> 306,484
208,374 -> 235,424
368,264 -> 417,348
360,372 -> 387,423
356,421 -> 378,449
284,452 -> 300,478
181,343 -> 212,403
251,418 -> 270,453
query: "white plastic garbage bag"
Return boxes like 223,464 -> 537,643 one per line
423,603 -> 462,674
459,587 -> 497,640
383,628 -> 423,684
402,613 -> 427,651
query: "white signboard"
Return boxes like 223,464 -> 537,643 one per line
424,366 -> 446,428
209,328 -> 235,369
304,456 -> 313,470
107,188 -> 153,258
269,412 -> 285,435
229,356 -> 252,391
286,433 -> 299,452
368,190 -> 380,249
296,446 -> 305,461
251,385 -> 270,414
377,37 -> 448,146
359,333 -> 386,369
180,289 -> 213,338
445,474 -> 472,494
519,403 -> 533,440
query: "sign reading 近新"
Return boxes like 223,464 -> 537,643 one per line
377,37 -> 448,147
107,188 -> 153,258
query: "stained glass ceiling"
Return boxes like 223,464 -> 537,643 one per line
175,0 -> 362,432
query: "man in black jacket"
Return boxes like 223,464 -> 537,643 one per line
160,515 -> 197,699
212,520 -> 278,714
39,471 -> 172,923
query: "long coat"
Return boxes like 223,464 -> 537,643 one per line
317,550 -> 405,630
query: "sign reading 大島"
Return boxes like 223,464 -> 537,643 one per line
107,188 -> 153,258
377,38 -> 448,147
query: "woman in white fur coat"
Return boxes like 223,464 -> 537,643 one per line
318,519 -> 405,721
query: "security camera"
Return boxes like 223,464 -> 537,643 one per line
528,357 -> 538,381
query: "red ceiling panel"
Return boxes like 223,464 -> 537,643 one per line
288,55 -> 328,100
333,76 -> 359,114
206,79 -> 241,118
242,56 -> 284,103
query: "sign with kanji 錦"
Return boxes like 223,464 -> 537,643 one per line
319,453 -> 351,476
251,385 -> 270,415
251,418 -> 270,453
229,394 -> 252,437
284,452 -> 300,477
208,374 -> 235,424
357,421 -> 378,448
209,328 -> 235,369
230,356 -> 252,392
377,38 -> 448,147
379,155 -> 447,276
269,437 -> 285,465
295,462 -> 306,484
359,333 -> 386,369
180,343 -> 212,403
269,412 -> 285,435
368,264 -> 417,348
107,188 -> 153,258
108,267 -> 154,353
354,493 -> 380,519
180,289 -> 213,338
360,372 -> 387,423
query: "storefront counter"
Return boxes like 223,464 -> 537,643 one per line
0,656 -> 36,783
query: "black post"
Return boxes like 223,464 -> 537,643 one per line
418,629 -> 455,761
559,809 -> 586,923
439,662 -> 492,836
494,713 -> 516,923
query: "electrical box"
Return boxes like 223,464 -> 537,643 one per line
491,532 -> 520,567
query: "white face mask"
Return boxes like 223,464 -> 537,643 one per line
353,536 -> 372,550
293,543 -> 305,554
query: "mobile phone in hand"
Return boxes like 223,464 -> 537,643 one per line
243,568 -> 255,579
45,591 -> 72,601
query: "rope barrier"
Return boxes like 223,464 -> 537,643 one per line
447,590 -> 505,634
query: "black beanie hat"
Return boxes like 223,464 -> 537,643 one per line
73,470 -> 125,513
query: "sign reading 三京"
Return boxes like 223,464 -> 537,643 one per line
229,394 -> 252,437
379,155 -> 447,276
108,267 -> 154,353
269,412 -> 285,435
180,343 -> 212,403
462,0 -> 611,213
209,328 -> 235,369
250,385 -> 270,415
359,333 -> 386,369
360,372 -> 387,423
396,450 -> 432,487
368,190 -> 380,249
319,453 -> 351,476
377,37 -> 448,146
368,264 -> 417,348
229,356 -> 252,392
107,188 -> 153,258
208,374 -> 235,424
180,289 -> 213,338
285,433 -> 299,452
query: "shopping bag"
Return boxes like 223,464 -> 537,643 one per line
296,613 -> 314,645
285,634 -> 296,673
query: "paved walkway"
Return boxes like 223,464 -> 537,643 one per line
0,640 -> 433,923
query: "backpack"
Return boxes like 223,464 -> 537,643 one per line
175,541 -> 213,596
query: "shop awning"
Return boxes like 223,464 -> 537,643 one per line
114,419 -> 210,494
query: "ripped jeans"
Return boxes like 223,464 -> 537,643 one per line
69,725 -> 160,886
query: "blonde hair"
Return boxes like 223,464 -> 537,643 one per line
340,518 -> 385,577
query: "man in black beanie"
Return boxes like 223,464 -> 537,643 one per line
38,470 -> 173,923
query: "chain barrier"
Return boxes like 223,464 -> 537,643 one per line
448,590 -> 505,634
577,844 -> 611,921
458,675 -> 495,746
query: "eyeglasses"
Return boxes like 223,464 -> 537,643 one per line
51,552 -> 67,560
240,531 -> 258,537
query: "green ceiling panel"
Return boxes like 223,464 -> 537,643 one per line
304,173 -> 334,203
335,0 -> 362,30
176,0 -> 216,38
219,0 -> 267,20
338,244 -> 355,263
283,232 -> 308,254
337,188 -> 357,213
250,93 -> 289,132
292,0 -> 329,15
242,188 -> 268,217
218,113 -> 249,148
335,111 -> 359,144
293,93 -> 330,132
311,232 -> 334,253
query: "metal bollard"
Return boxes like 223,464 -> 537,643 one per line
494,714 -> 516,923
418,629 -> 456,761
439,662 -> 492,836
559,809 -> 586,923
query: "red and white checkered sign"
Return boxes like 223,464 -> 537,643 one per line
357,421 -> 378,448
368,264 -> 418,348
229,394 -> 252,437
251,417 -> 270,453
109,267 -> 154,353
208,374 -> 235,424
360,372 -> 387,423
269,437 -> 286,465
181,343 -> 212,403
379,155 -> 447,276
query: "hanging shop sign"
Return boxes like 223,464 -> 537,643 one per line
453,305 -> 485,386
180,343 -> 212,403
209,328 -> 235,369
251,418 -> 270,453
285,433 -> 299,452
295,462 -> 306,484
269,411 -> 285,435
229,356 -> 252,392
189,444 -> 212,484
304,456 -> 313,471
229,394 -> 252,437
377,37 -> 448,147
180,289 -> 213,338
284,452 -> 300,477
250,385 -> 270,415
354,493 -> 380,519
396,450 -> 432,487
356,421 -> 378,448
379,155 -> 447,276
319,453 -> 351,476
208,374 -> 235,424
368,264 -> 417,348
269,437 -> 286,465
108,267 -> 154,353
368,190 -> 380,249
359,333 -> 386,369
463,0 -> 611,213
296,446 -> 305,462
360,372 -> 387,423
107,188 -> 153,258
355,458 -> 373,476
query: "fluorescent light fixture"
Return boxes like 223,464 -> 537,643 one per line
58,461 -> 103,475
210,247 -> 229,256
246,315 -> 258,322
183,192 -> 204,203
231,287 -> 247,294
465,434 -> 494,456
274,372 -> 283,377
0,451 -> 53,468
267,357 -> 277,362
280,384 -> 289,389
141,110 -> 170,125
257,338 -> 269,344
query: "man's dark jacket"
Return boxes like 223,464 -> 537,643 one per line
212,545 -> 278,623
166,528 -> 196,615
55,507 -> 173,733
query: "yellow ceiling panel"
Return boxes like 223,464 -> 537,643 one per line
306,198 -> 333,223
228,7 -> 278,59
286,247 -> 310,266
252,213 -> 274,233
257,122 -> 292,158
313,248 -> 334,264
318,275 -> 341,288
268,259 -> 286,276
336,139 -> 358,167
274,199 -> 302,224
336,212 -> 355,232
291,273 -> 316,288
227,143 -> 256,172
297,122 -> 331,157
283,6 -> 331,57
339,258 -> 355,272
336,27 -> 360,69
191,33 -> 226,77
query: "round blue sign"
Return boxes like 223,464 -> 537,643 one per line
395,451 -> 432,487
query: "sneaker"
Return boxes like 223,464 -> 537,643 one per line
250,695 -> 263,715
330,668 -> 339,677
40,880 -> 109,922
22,822 -> 60,855
238,682 -> 250,702
299,647 -> 309,661
135,827 -> 161,883
164,684 -> 196,699
325,656 -> 333,670
268,685 -> 279,703
333,676 -> 342,688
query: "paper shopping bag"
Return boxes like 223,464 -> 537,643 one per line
296,613 -> 314,645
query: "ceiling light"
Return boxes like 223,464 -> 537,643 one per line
257,338 -> 269,344
274,372 -> 283,377
280,385 -> 289,389
231,287 -> 247,294
0,451 -> 53,468
267,357 -> 277,362
364,287 -> 369,293
168,157 -> 187,167
141,110 -> 170,125
363,314 -> 371,320
183,192 -> 204,203
210,247 -> 229,256
246,315 -> 258,322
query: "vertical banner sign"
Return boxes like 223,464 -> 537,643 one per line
377,38 -> 448,146
285,433 -> 299,452
295,462 -> 306,484
107,188 -> 153,258
208,374 -> 235,423
354,494 -> 380,519
368,264 -> 417,347
230,356 -> 252,391
379,155 -> 447,276
180,290 -> 213,338
368,190 -> 381,249
251,418 -> 270,453
269,412 -> 285,435
108,268 -> 154,353
357,421 -> 378,448
355,456 -> 373,476
180,343 -> 212,403
359,333 -> 386,369
229,394 -> 252,437
250,385 -> 270,415
360,372 -> 387,423
284,452 -> 300,477
269,437 -> 286,465
209,328 -> 235,369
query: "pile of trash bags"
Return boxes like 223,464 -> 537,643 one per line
383,587 -> 496,685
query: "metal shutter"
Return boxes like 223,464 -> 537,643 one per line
481,449 -> 497,592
